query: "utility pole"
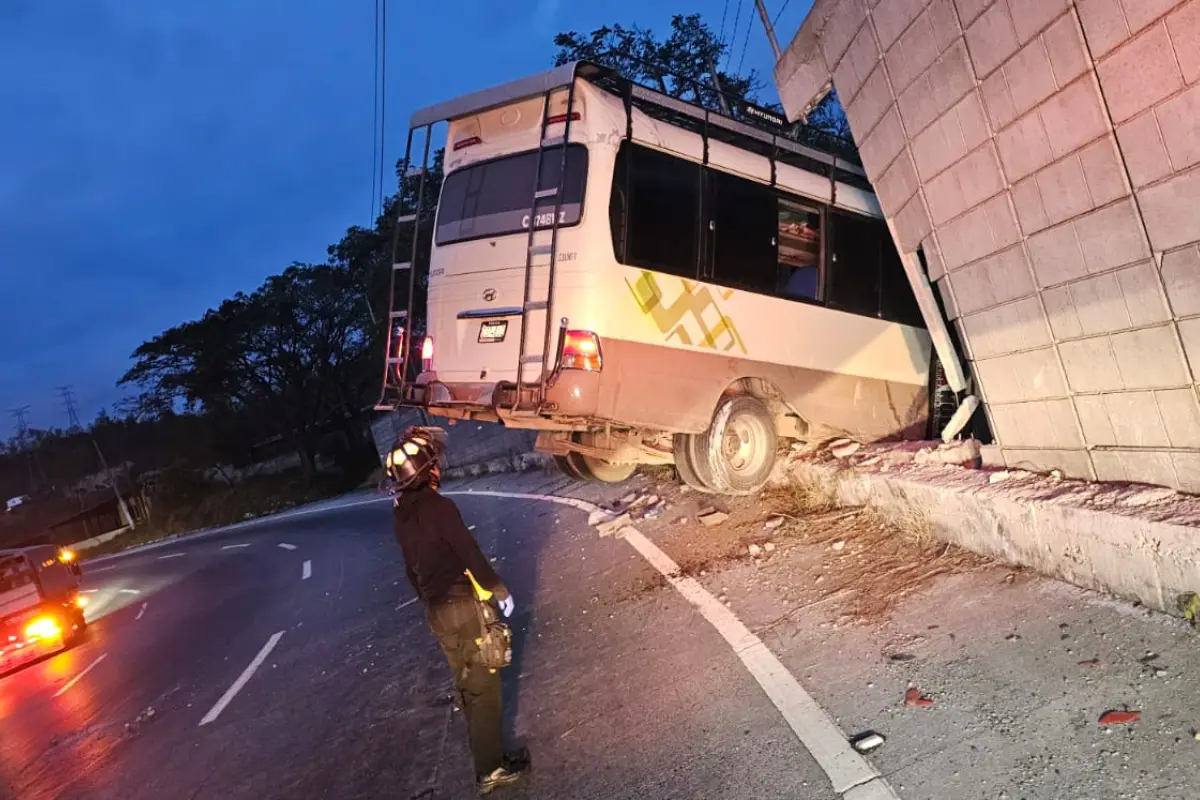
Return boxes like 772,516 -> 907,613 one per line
58,386 -> 135,530
754,0 -> 783,60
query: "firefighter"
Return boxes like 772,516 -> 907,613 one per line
386,427 -> 527,795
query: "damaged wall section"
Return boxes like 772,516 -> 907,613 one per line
775,0 -> 1200,493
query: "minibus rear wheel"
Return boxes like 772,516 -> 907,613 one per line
693,395 -> 777,495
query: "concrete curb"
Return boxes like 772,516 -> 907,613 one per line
786,457 -> 1200,617
441,451 -> 555,481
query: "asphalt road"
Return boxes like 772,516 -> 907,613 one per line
0,475 -> 838,800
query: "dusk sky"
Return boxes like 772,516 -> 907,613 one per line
0,0 -> 812,437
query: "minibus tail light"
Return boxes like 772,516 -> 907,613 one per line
559,331 -> 601,372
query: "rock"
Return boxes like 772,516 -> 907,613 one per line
831,540 -> 846,552
830,441 -> 861,459
748,544 -> 763,556
1006,633 -> 1021,642
988,471 -> 1013,484
620,493 -> 639,505
1078,658 -> 1103,668
851,733 -> 886,753
699,511 -> 729,527
587,509 -> 614,527
1099,710 -> 1140,726
764,542 -> 776,553
903,688 -> 934,708
596,513 -> 632,537
765,516 -> 786,529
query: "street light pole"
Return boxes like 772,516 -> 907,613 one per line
754,0 -> 783,60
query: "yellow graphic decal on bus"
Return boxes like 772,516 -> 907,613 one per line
625,271 -> 748,354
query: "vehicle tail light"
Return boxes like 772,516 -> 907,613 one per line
547,111 -> 581,125
25,616 -> 61,641
559,330 -> 602,371
421,336 -> 434,372
75,595 -> 89,608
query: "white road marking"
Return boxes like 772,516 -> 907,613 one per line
277,543 -> 297,550
396,597 -> 419,611
136,602 -> 148,621
221,543 -> 251,550
302,560 -> 312,580
86,564 -> 119,573
119,589 -> 141,595
445,489 -> 899,799
80,589 -> 99,594
158,553 -> 185,560
199,631 -> 285,726
54,653 -> 108,697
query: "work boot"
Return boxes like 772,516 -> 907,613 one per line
477,766 -> 523,795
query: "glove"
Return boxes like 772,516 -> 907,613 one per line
498,595 -> 514,619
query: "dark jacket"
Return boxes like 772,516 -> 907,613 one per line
392,486 -> 509,606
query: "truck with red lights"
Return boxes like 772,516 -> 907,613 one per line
0,545 -> 87,673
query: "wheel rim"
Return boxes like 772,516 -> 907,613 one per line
722,415 -> 769,475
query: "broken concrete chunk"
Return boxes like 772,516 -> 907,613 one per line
764,516 -> 786,529
595,513 -> 632,537
988,471 -> 1013,484
831,540 -> 846,552
851,732 -> 885,753
764,542 -> 776,553
699,511 -> 729,527
830,441 -> 861,459
748,544 -> 763,556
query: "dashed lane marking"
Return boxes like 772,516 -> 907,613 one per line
199,631 -> 285,726
278,543 -> 297,551
119,589 -> 141,595
158,553 -> 185,560
445,489 -> 900,799
396,597 -> 419,611
221,543 -> 251,550
55,653 -> 108,698
136,602 -> 148,621
302,560 -> 312,580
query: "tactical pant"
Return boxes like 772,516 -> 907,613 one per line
427,597 -> 503,777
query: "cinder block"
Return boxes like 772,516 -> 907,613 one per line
941,144 -> 1006,224
898,72 -> 943,135
1161,245 -> 1200,317
1095,449 -> 1178,488
938,193 -> 1020,269
1155,83 -> 1200,174
1089,450 -> 1127,482
1116,261 -> 1170,327
1069,271 -> 1133,336
1106,390 -> 1173,447
1171,451 -> 1200,494
1058,336 -> 1124,392
1078,136 -> 1129,208
1109,325 -> 1190,389
858,106 -> 907,178
1011,175 -> 1050,234
1042,284 -> 1085,338
1039,78 -> 1109,159
821,0 -> 870,69
983,240 -> 1036,304
912,113 -> 961,181
1156,387 -> 1200,448
1035,154 -> 1093,226
1001,447 -> 1094,478
1096,22 -> 1184,123
929,0 -> 963,52
1077,0 -> 1132,58
936,275 -> 960,318
989,399 -> 1083,448
1176,317 -> 1200,373
962,308 -> 1001,357
887,11 -> 940,93
833,22 -> 882,105
872,0 -> 929,51
924,167 -> 968,225
984,191 -> 1023,252
949,259 -> 997,314
1121,0 -> 1186,36
1075,199 -> 1153,273
1010,0 -> 1072,43
997,295 -> 1054,352
1027,221 -> 1087,287
846,64 -> 894,137
981,70 -> 1018,130
876,150 -> 921,212
1043,9 -> 1090,85
1075,395 -> 1118,445
955,0 -> 993,28
1138,165 -> 1200,251
997,110 -> 1055,181
1168,0 -> 1200,85
1115,112 -> 1173,189
923,234 -> 947,280
966,0 -> 1021,77
977,347 -> 1068,402
955,88 -> 991,149
894,192 -> 934,251
928,39 -> 977,110
1005,37 -> 1058,117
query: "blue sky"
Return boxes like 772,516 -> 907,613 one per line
0,0 -> 812,436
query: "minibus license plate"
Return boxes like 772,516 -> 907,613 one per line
478,321 -> 508,343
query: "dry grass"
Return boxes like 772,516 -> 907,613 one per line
764,471 -> 838,516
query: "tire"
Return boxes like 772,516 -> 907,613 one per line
693,395 -> 778,495
672,433 -> 715,492
65,608 -> 87,647
553,454 -> 587,481
576,454 -> 638,483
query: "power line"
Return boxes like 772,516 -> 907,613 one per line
724,0 -> 745,73
773,0 -> 793,25
718,0 -> 731,46
736,3 -> 755,75
370,0 -> 381,223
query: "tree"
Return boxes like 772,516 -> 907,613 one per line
554,13 -> 855,159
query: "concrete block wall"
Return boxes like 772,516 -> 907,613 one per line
776,0 -> 1200,492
